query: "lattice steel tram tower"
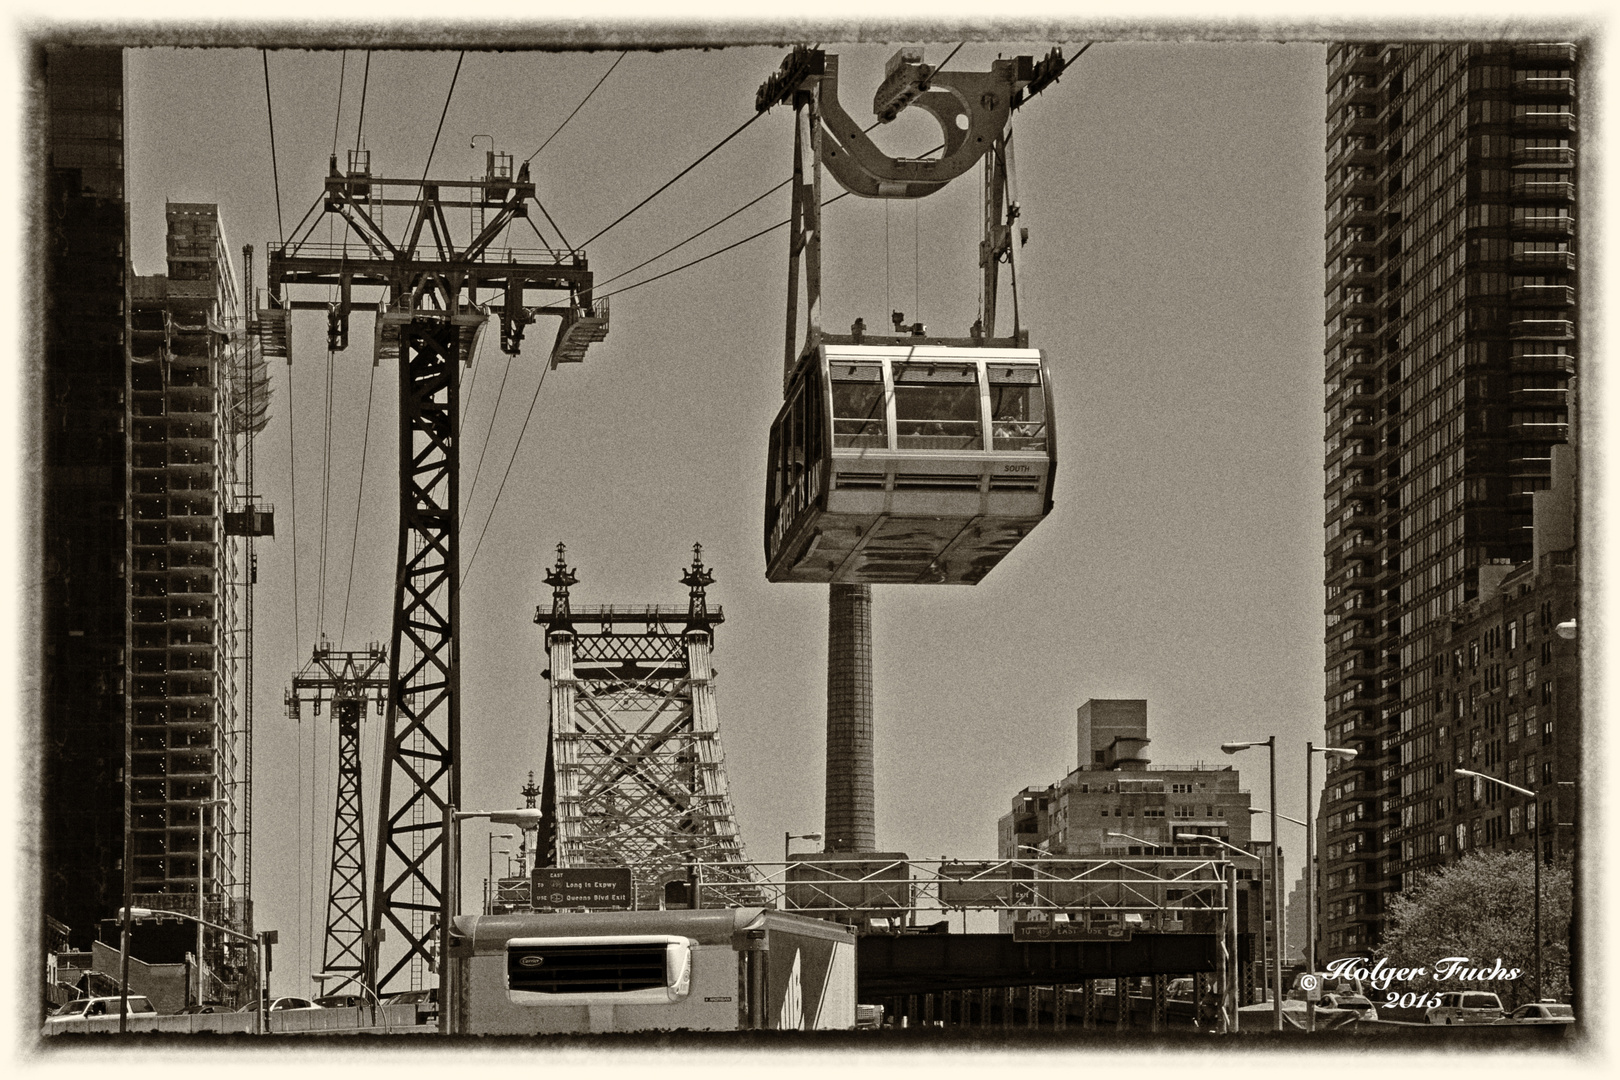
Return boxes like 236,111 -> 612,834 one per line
756,47 -> 1066,852
285,642 -> 388,991
262,147 -> 606,993
533,545 -> 762,908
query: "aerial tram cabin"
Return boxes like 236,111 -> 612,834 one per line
765,344 -> 1054,584
758,46 -> 1067,585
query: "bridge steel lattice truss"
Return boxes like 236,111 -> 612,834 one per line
534,546 -> 764,909
263,149 -> 604,993
285,643 -> 388,988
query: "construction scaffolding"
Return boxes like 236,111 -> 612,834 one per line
126,204 -> 262,1007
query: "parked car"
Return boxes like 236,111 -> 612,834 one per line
179,1003 -> 224,1014
381,988 -> 436,1007
1166,978 -> 1195,1001
1426,991 -> 1505,1025
314,993 -> 365,1008
382,987 -> 438,1020
1495,1001 -> 1574,1026
45,996 -> 156,1023
269,997 -> 323,1012
1319,991 -> 1379,1021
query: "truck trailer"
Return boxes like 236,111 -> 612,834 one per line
447,908 -> 858,1034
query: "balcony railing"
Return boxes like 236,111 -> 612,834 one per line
1511,145 -> 1574,167
1510,248 -> 1575,272
1513,74 -> 1575,97
1509,318 -> 1576,340
1510,179 -> 1575,202
1511,212 -> 1575,235
1510,284 -> 1575,306
1510,43 -> 1577,66
1513,109 -> 1578,132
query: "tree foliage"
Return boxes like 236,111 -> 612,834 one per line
1379,850 -> 1572,1008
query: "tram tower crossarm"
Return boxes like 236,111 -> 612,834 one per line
264,159 -> 595,357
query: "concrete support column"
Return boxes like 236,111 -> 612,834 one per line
825,583 -> 874,851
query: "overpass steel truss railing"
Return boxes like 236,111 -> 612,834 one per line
688,857 -> 1236,920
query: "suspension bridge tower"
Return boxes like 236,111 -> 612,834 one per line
534,545 -> 763,908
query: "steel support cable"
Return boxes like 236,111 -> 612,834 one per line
595,189 -> 855,303
287,362 -> 301,658
461,363 -> 553,581
525,51 -> 628,164
579,109 -> 767,248
296,704 -> 303,986
457,337 -> 483,434
595,177 -> 790,289
462,186 -> 861,579
280,194 -> 332,258
262,50 -> 285,242
595,118 -> 881,291
355,51 -> 371,148
592,47 -> 1091,303
331,49 -> 347,157
403,51 -> 466,246
339,364 -> 377,648
317,349 -> 336,635
462,349 -> 514,515
525,197 -> 575,255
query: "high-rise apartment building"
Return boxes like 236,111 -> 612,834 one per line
41,43 -> 134,954
1320,42 -> 1578,960
40,47 -> 266,1006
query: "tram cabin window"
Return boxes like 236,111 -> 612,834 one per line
989,365 -> 1047,451
893,362 -> 982,450
831,362 -> 886,449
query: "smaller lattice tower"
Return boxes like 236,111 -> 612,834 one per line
285,641 -> 388,991
535,545 -> 763,908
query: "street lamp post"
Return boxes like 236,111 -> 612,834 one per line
1220,737 -> 1282,1032
315,970 -> 391,1031
1105,831 -> 1160,849
784,831 -> 822,862
192,796 -> 227,1009
440,805 -> 546,1035
1177,834 -> 1247,1033
1457,768 -> 1542,1000
1306,742 -> 1358,1033
120,907 -> 269,1034
1247,807 -> 1309,830
487,833 -> 513,913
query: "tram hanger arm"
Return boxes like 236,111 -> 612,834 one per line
814,52 -> 1033,199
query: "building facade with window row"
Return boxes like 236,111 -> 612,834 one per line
1320,41 -> 1578,960
997,700 -> 1282,999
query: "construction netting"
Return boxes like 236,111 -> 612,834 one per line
223,328 -> 272,435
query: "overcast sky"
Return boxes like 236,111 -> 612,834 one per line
115,37 -> 1338,996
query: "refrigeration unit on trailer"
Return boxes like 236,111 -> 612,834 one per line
447,908 -> 857,1034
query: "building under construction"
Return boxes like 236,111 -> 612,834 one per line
125,202 -> 269,1003
41,45 -> 268,1008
